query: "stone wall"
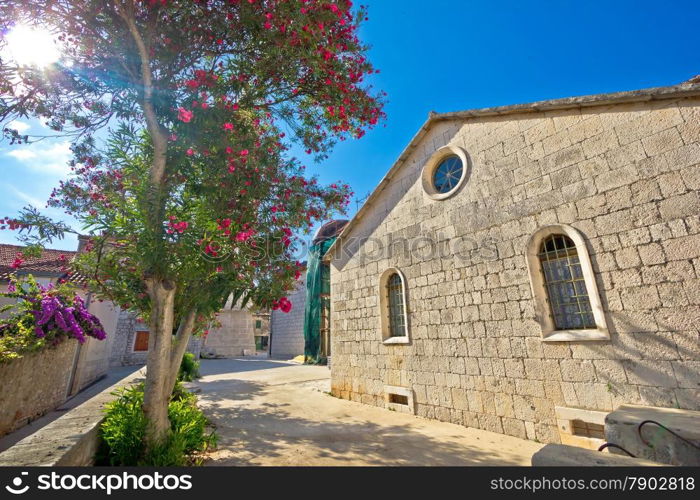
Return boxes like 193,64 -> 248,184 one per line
329,95 -> 700,444
109,310 -> 205,365
109,310 -> 148,366
0,339 -> 78,437
270,272 -> 307,359
70,297 -> 120,393
0,368 -> 145,466
201,309 -> 256,357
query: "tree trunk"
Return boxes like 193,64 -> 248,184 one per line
143,277 -> 176,446
164,309 -> 197,397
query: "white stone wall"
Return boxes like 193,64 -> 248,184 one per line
329,96 -> 700,444
270,271 -> 307,359
71,297 -> 120,392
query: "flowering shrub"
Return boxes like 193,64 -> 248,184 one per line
0,275 -> 106,363
0,0 -> 385,443
97,382 -> 216,466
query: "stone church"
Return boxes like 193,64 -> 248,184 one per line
325,80 -> 700,448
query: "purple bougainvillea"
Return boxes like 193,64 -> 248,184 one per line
0,276 -> 106,362
30,285 -> 107,343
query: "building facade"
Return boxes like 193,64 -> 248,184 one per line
270,269 -> 307,359
327,82 -> 700,446
198,307 -> 270,358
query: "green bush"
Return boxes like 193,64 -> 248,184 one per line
97,382 -> 216,466
178,352 -> 200,382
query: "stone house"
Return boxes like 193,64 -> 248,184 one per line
196,299 -> 270,359
109,309 -> 205,366
325,80 -> 700,448
0,243 -> 121,393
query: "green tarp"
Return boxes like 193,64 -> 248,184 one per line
303,237 -> 335,363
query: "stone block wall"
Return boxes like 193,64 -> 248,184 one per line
109,310 -> 206,365
270,272 -> 307,359
109,310 -> 148,366
0,339 -> 78,437
201,309 -> 256,357
329,95 -> 700,444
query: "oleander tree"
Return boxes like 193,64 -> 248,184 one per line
0,0 -> 384,446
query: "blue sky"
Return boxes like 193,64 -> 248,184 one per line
1,0 -> 698,251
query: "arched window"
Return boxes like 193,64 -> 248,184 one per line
538,234 -> 595,330
526,225 -> 609,341
387,273 -> 406,337
379,268 -> 410,343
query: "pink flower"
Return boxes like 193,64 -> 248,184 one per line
204,243 -> 219,257
278,297 -> 292,313
235,230 -> 253,242
239,149 -> 249,156
168,218 -> 188,234
223,122 -> 234,131
11,253 -> 23,269
186,148 -> 195,156
177,107 -> 193,123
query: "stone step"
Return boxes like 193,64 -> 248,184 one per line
604,405 -> 700,466
532,443 -> 664,466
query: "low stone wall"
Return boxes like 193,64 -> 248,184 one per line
0,340 -> 78,437
0,368 -> 144,466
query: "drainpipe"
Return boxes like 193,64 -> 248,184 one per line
268,313 -> 273,358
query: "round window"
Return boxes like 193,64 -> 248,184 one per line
432,155 -> 463,194
421,145 -> 471,200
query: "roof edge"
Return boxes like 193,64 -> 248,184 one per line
325,81 -> 700,261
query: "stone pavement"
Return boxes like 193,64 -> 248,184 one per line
194,358 -> 543,466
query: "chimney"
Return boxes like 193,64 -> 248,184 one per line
77,234 -> 90,253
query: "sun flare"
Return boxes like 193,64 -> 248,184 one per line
4,24 -> 61,68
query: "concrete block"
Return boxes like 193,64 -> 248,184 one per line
605,404 -> 700,465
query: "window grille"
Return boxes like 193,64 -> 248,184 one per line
538,234 -> 596,330
387,273 -> 406,337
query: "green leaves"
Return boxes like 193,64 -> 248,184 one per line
1,0 -> 379,333
10,206 -> 76,246
98,382 -> 215,466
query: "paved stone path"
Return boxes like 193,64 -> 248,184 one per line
194,358 -> 543,466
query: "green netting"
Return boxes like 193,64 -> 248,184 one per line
303,236 -> 336,364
